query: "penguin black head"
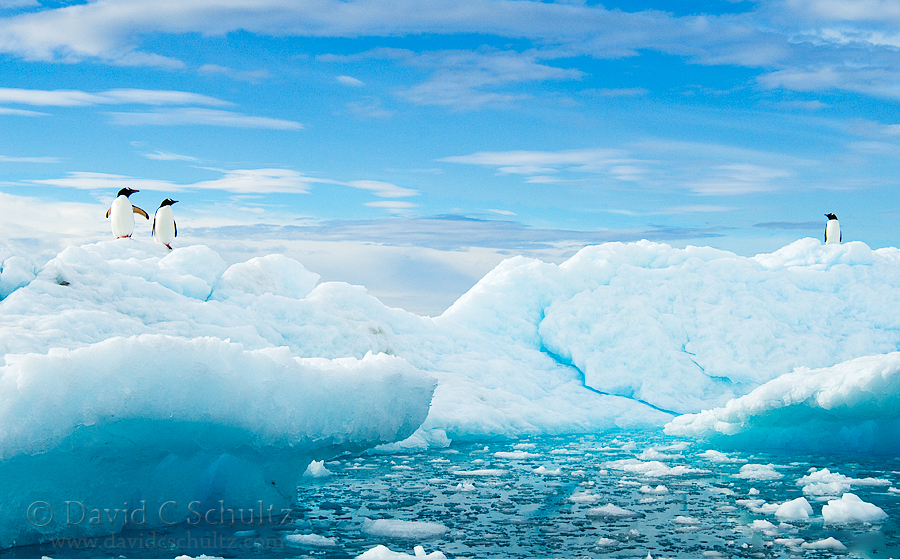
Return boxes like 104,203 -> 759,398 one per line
117,187 -> 139,197
159,198 -> 178,208
825,213 -> 838,220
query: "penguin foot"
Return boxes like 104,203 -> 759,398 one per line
115,235 -> 132,239
165,244 -> 173,250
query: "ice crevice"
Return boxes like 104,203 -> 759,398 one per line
538,341 -> 679,417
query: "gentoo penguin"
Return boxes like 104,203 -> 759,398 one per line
824,213 -> 841,244
106,188 -> 149,238
152,198 -> 178,249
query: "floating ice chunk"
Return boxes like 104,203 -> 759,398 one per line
822,493 -> 888,524
570,491 -> 603,504
585,504 -> 643,520
674,516 -> 700,525
533,465 -> 563,475
640,485 -> 669,495
604,459 -> 709,477
596,537 -> 617,546
356,544 -> 447,559
747,519 -> 778,534
775,497 -> 813,521
494,450 -> 540,459
361,519 -> 449,539
801,537 -> 847,550
699,450 -> 746,463
734,464 -> 783,480
455,469 -> 508,477
285,533 -> 338,547
453,482 -> 475,492
638,448 -> 682,460
797,468 -> 891,496
175,555 -> 224,559
773,537 -> 804,547
303,460 -> 334,478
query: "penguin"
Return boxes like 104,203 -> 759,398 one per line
824,213 -> 841,244
152,198 -> 178,249
106,188 -> 149,239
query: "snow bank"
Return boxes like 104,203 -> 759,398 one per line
665,352 -> 900,453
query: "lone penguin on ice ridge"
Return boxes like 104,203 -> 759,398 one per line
106,188 -> 149,239
152,198 -> 178,250
824,213 -> 841,244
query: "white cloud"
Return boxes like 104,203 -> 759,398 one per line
106,108 -> 303,129
141,150 -> 199,162
337,75 -> 365,87
0,107 -> 48,116
0,87 -> 232,107
193,169 -> 326,194
364,200 -> 418,208
0,154 -> 60,163
399,49 -> 584,110
198,64 -> 270,82
30,169 -> 420,199
32,169 -> 325,194
346,180 -> 419,198
440,148 -> 635,171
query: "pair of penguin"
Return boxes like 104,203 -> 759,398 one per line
106,188 -> 178,249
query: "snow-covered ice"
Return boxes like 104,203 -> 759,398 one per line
4,236 -> 900,552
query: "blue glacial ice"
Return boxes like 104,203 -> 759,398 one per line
3,236 -> 900,551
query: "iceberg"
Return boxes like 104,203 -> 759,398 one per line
4,236 -> 900,548
664,352 -> 900,453
0,335 -> 435,548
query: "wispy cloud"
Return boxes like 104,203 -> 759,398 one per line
346,180 -> 419,198
33,169 -> 326,194
337,75 -> 365,87
2,0 -> 900,107
399,49 -> 584,110
442,143 -> 812,196
140,150 -> 199,162
0,87 -> 231,107
0,154 -> 60,163
106,108 -> 303,130
0,106 -> 49,116
30,169 -> 421,201
198,64 -> 270,82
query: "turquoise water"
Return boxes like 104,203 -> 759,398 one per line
9,432 -> 900,558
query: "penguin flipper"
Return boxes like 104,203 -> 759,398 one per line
174,221 -> 177,238
152,217 -> 156,236
133,206 -> 150,220
106,208 -> 111,218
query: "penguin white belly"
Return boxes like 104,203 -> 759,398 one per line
110,196 -> 135,238
825,220 -> 841,244
153,206 -> 176,246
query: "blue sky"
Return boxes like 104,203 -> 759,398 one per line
2,0 -> 900,314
